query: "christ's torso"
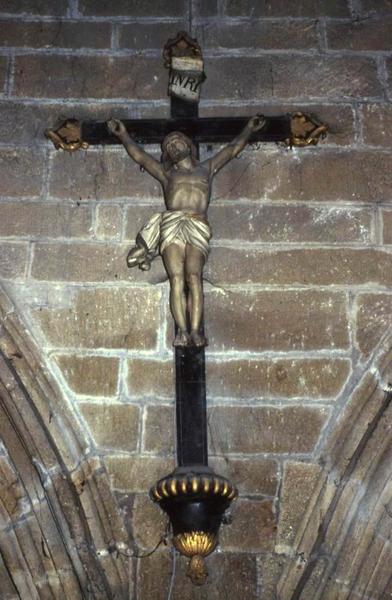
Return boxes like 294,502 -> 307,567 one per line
162,162 -> 211,215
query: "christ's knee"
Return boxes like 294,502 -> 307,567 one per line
170,273 -> 185,293
186,272 -> 201,290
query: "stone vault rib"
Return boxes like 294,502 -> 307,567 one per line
277,332 -> 392,600
0,284 -> 130,600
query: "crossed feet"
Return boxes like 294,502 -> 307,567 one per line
173,329 -> 208,348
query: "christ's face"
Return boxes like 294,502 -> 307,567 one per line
165,136 -> 190,163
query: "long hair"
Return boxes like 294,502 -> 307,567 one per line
161,131 -> 198,172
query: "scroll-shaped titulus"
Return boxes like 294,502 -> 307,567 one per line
287,112 -> 328,147
163,31 -> 206,103
45,119 -> 89,152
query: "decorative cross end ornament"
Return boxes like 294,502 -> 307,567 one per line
287,112 -> 328,147
44,119 -> 88,152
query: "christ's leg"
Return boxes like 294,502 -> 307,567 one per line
185,244 -> 207,347
162,243 -> 189,346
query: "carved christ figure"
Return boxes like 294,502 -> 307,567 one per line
107,116 -> 266,347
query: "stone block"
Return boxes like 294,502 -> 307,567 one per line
0,456 -> 27,520
69,456 -> 129,543
208,405 -> 329,454
203,56 -> 381,100
104,455 -> 174,492
206,359 -> 350,400
143,405 -> 174,455
225,0 -> 349,16
297,558 -> 330,599
31,241 -> 167,283
119,22 -> 188,50
0,243 -> 28,279
260,554 -> 290,599
363,104 -> 392,147
360,537 -> 392,599
0,364 -> 63,472
0,201 -> 92,239
127,359 -> 174,398
138,551 -> 258,600
0,56 -> 6,91
335,530 -> 388,598
209,456 -> 279,496
95,205 -> 123,240
9,510 -> 73,597
0,243 -> 25,281
195,0 -> 218,15
49,150 -> 161,200
194,20 -> 317,49
79,402 -> 140,451
208,204 -> 371,243
327,17 -> 392,51
356,293 -> 392,357
361,0 -> 392,14
31,242 -> 128,282
54,355 -> 119,397
0,0 -> 67,14
204,290 -> 349,352
276,461 -> 321,552
14,55 -> 166,99
382,209 -> 392,243
132,494 -> 167,550
34,287 -> 161,350
0,552 -> 18,598
0,149 -> 44,197
323,372 -> 386,471
387,58 -> 392,92
214,149 -> 392,203
0,20 -> 111,49
208,248 -> 392,286
377,345 -> 392,385
220,499 -> 276,551
80,0 -> 186,16
32,242 -> 167,285
307,579 -> 347,600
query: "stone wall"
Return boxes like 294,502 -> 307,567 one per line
0,1 -> 391,598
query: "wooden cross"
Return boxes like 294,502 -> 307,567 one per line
45,31 -> 326,585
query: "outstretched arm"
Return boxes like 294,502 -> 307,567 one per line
107,119 -> 167,184
203,115 -> 266,176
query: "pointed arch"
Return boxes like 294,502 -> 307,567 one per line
278,331 -> 392,599
0,285 -> 131,599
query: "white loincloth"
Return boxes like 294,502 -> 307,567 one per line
136,210 -> 211,259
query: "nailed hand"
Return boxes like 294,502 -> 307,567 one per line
107,118 -> 127,137
248,115 -> 267,132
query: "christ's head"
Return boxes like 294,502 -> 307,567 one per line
162,132 -> 197,170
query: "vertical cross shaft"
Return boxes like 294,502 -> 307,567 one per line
171,95 -> 208,467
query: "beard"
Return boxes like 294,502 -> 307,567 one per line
169,147 -> 191,164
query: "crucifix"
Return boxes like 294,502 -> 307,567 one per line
45,31 -> 326,586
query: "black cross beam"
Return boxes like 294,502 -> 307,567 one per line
82,114 -> 290,147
